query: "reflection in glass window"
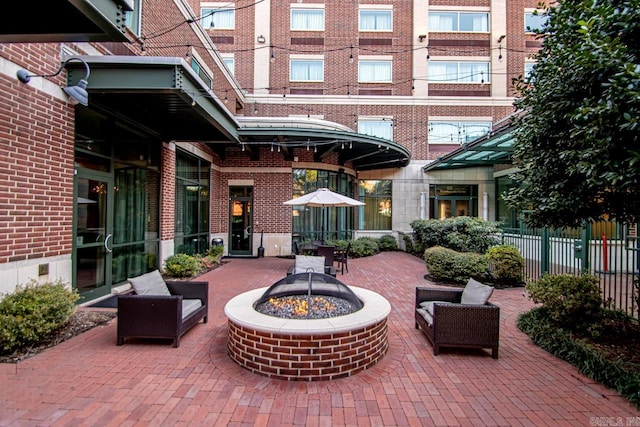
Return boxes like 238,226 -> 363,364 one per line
429,11 -> 489,32
201,8 -> 234,29
175,150 -> 210,255
223,58 -> 234,75
291,9 -> 324,30
358,180 -> 392,230
359,9 -> 392,31
524,62 -> 535,82
358,60 -> 392,82
428,121 -> 491,144
428,61 -> 489,83
525,12 -> 548,32
124,0 -> 141,35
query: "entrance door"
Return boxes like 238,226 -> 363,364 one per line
229,186 -> 253,256
74,170 -> 114,302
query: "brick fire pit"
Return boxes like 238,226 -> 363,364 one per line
224,285 -> 391,381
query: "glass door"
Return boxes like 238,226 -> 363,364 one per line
229,186 -> 253,256
74,170 -> 114,302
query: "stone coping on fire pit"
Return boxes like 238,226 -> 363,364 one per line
224,286 -> 391,334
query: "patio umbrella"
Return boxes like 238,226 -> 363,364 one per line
283,188 -> 364,241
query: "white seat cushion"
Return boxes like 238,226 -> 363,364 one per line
461,278 -> 494,305
128,270 -> 171,296
182,299 -> 203,319
294,255 -> 326,274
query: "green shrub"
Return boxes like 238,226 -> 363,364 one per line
423,246 -> 488,283
486,245 -> 525,286
350,237 -> 380,258
0,280 -> 79,354
410,216 -> 501,253
525,273 -> 602,331
403,234 -> 417,255
207,245 -> 224,260
164,253 -> 201,278
377,235 -> 398,251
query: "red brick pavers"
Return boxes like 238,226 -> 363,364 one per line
1,251 -> 638,426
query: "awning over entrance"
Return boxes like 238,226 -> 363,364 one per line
423,125 -> 515,171
1,0 -> 131,43
67,56 -> 240,147
237,118 -> 411,171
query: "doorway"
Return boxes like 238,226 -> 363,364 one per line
229,186 -> 253,256
74,170 -> 114,302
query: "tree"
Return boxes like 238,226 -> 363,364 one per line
505,0 -> 640,228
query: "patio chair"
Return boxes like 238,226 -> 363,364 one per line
334,242 -> 351,274
415,278 -> 500,358
293,241 -> 300,255
316,245 -> 335,268
286,254 -> 336,277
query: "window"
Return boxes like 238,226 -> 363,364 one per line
291,169 -> 357,242
358,180 -> 392,230
428,121 -> 491,144
524,62 -> 535,82
190,58 -> 213,89
358,60 -> 392,83
223,57 -> 235,75
201,7 -> 234,29
291,9 -> 324,31
175,150 -> 210,255
428,61 -> 489,83
429,184 -> 478,219
124,0 -> 141,35
525,12 -> 548,33
290,59 -> 324,82
359,9 -> 392,31
358,119 -> 393,141
429,11 -> 489,32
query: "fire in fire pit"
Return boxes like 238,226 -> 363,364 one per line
253,272 -> 363,319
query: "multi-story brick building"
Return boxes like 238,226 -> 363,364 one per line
0,0 -> 545,302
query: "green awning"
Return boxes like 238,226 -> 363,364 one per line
1,0 -> 131,43
67,56 -> 240,145
423,125 -> 515,171
237,120 -> 411,171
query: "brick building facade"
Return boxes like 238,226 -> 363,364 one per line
0,0 -> 544,301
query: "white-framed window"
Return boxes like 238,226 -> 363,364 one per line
124,0 -> 141,35
524,62 -> 535,82
222,57 -> 235,75
358,119 -> 393,141
201,7 -> 235,29
359,9 -> 393,31
190,58 -> 213,89
524,11 -> 548,33
429,11 -> 489,32
290,59 -> 324,82
291,8 -> 325,31
358,60 -> 392,83
428,121 -> 491,144
428,61 -> 489,83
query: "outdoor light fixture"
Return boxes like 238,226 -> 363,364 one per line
257,34 -> 266,43
418,34 -> 427,42
17,57 -> 91,106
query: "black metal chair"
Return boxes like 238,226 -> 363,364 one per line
316,245 -> 335,267
334,242 -> 351,274
293,241 -> 300,255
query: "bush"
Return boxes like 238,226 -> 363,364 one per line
207,245 -> 224,260
525,274 -> 602,331
164,253 -> 201,278
0,280 -> 79,354
410,216 -> 501,253
350,237 -> 380,258
423,246 -> 488,283
486,245 -> 525,286
377,235 -> 398,251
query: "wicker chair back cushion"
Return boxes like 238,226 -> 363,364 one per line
461,278 -> 494,305
294,255 -> 326,274
128,270 -> 171,296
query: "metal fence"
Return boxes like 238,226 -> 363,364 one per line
500,221 -> 639,320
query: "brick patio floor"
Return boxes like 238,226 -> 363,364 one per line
1,251 -> 638,426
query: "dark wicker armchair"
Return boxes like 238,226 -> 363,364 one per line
117,280 -> 208,348
415,287 -> 500,358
